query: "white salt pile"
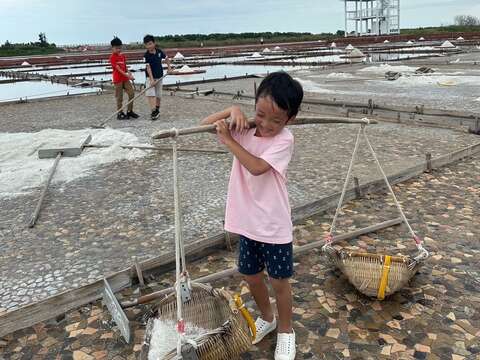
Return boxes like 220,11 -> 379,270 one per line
294,78 -> 335,94
330,42 -> 337,48
345,44 -> 354,50
250,52 -> 263,58
177,65 -> 194,73
173,52 -> 185,60
0,128 -> 147,198
384,40 -> 390,43
148,319 -> 209,360
440,40 -> 456,49
359,64 -> 417,74
326,72 -> 354,79
262,47 -> 271,53
346,48 -> 365,58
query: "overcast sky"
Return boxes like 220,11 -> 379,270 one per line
1,0 -> 479,45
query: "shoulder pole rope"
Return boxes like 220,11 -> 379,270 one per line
323,119 -> 428,262
361,126 -> 429,262
92,74 -> 167,129
171,128 -> 195,358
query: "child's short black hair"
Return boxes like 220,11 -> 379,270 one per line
111,36 -> 122,47
255,72 -> 303,119
143,34 -> 155,44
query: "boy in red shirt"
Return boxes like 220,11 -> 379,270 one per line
109,37 -> 139,120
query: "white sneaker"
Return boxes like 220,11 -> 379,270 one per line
252,316 -> 277,345
274,330 -> 296,360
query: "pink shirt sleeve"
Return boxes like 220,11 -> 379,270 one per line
259,136 -> 294,179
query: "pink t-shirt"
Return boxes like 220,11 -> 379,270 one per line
224,127 -> 294,244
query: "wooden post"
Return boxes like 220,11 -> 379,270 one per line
134,258 -> 145,287
354,177 -> 362,198
28,152 -> 62,228
368,99 -> 374,115
426,153 -> 432,172
254,81 -> 257,97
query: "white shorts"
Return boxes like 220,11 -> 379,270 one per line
145,78 -> 163,98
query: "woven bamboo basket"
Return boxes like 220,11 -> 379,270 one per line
140,282 -> 253,360
324,247 -> 422,299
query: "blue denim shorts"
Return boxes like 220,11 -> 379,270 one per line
238,235 -> 294,279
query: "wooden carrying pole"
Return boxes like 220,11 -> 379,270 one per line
151,116 -> 377,140
28,152 -> 62,228
120,217 -> 401,308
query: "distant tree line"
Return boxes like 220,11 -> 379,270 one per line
454,15 -> 480,26
145,31 -> 344,48
0,33 -> 62,57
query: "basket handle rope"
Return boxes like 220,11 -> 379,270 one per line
323,121 -> 429,261
172,129 -> 193,357
361,126 -> 428,260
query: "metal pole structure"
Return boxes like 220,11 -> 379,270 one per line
376,0 -> 380,36
359,0 -> 363,35
397,0 -> 401,34
355,0 -> 359,36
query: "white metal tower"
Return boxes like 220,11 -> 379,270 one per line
344,0 -> 400,37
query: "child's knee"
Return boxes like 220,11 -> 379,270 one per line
270,277 -> 291,294
244,272 -> 265,287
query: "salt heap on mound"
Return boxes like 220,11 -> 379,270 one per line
330,42 -> 337,48
274,46 -> 281,51
419,37 -> 425,41
173,52 -> 185,60
440,40 -> 456,48
384,39 -> 390,43
177,65 -> 193,73
457,36 -> 464,41
406,40 -> 414,45
345,44 -> 354,50
262,47 -> 271,53
346,48 -> 365,58
250,52 -> 263,58
21,61 -> 31,66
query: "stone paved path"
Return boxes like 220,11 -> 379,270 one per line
0,153 -> 478,360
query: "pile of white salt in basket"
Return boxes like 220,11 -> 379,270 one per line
148,319 -> 209,360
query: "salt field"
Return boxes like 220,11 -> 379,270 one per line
0,78 -> 101,103
75,63 -> 312,84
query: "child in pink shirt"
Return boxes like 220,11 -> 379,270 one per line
201,72 -> 303,360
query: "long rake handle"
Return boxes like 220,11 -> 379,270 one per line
151,116 -> 377,139
28,152 -> 62,228
96,75 -> 166,128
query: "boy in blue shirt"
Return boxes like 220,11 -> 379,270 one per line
143,34 -> 172,120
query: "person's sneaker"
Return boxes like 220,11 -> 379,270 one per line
126,111 -> 139,119
252,317 -> 277,345
275,331 -> 296,360
151,109 -> 160,120
117,111 -> 127,120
